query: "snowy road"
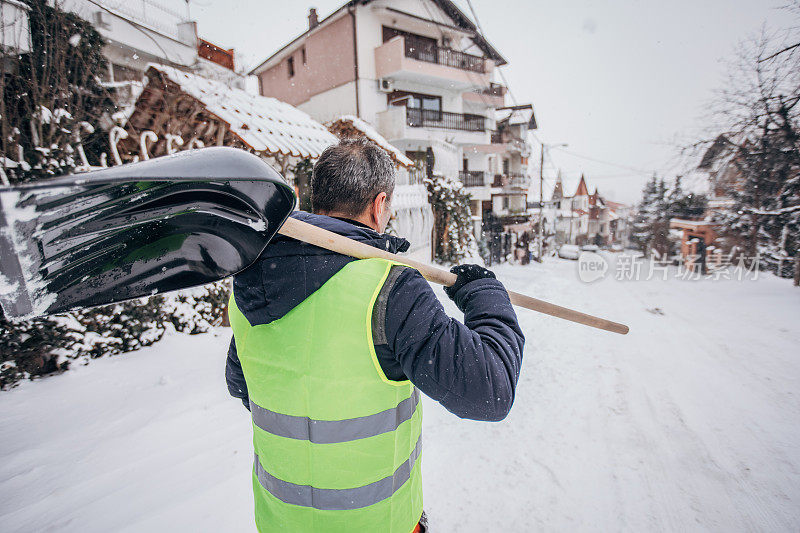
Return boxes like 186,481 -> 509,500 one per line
1,258 -> 799,532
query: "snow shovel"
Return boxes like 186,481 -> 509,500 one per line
0,148 -> 295,319
0,147 -> 628,334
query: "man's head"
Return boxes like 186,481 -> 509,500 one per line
311,137 -> 395,232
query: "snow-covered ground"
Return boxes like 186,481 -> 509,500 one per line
2,258 -> 799,532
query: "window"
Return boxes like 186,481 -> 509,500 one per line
388,90 -> 442,120
382,26 -> 437,47
301,47 -> 306,65
287,56 -> 295,77
111,63 -> 142,82
503,196 -> 510,210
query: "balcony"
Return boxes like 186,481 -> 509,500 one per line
463,83 -> 507,108
508,173 -> 532,189
403,34 -> 486,73
407,109 -> 486,132
377,106 -> 490,146
491,173 -> 531,189
459,170 -> 486,187
375,36 -> 494,90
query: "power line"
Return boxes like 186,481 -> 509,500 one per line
417,0 -> 496,110
463,0 -> 518,106
549,146 -> 654,175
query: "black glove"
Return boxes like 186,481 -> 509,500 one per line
444,264 -> 496,300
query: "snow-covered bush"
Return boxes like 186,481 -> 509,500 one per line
424,172 -> 477,264
162,280 -> 231,334
0,280 -> 232,389
0,315 -> 75,388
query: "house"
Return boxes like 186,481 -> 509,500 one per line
665,134 -> 743,263
463,103 -> 536,238
696,134 -> 743,217
111,66 -> 423,248
542,173 -> 629,246
248,0 -> 535,258
61,0 -> 245,109
115,65 -> 337,171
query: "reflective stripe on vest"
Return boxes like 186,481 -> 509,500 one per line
250,388 -> 420,444
254,434 -> 423,511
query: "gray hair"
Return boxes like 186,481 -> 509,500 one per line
311,137 -> 395,216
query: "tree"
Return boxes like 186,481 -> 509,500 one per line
0,2 -> 231,387
668,175 -> 708,219
424,172 -> 477,264
1,0 -> 113,182
711,21 -> 800,279
631,175 -> 661,254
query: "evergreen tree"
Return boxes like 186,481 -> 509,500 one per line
631,175 -> 659,253
667,176 -> 708,220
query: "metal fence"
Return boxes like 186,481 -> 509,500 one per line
408,166 -> 426,186
403,35 -> 486,73
459,171 -> 486,187
406,109 -> 486,132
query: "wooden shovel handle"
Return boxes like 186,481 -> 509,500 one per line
277,217 -> 629,335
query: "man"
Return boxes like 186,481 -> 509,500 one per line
226,137 -> 525,532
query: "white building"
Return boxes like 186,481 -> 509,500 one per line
0,0 -> 31,57
249,0 -> 535,258
61,0 -> 245,108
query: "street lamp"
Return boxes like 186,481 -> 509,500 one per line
538,142 -> 567,261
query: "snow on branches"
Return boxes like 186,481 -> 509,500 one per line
424,172 -> 477,264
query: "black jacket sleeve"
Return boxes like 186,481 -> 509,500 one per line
225,336 -> 250,410
384,268 -> 525,421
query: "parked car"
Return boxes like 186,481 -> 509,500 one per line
580,244 -> 599,252
610,243 -> 624,252
558,244 -> 581,260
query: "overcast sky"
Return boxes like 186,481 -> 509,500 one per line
187,0 -> 792,203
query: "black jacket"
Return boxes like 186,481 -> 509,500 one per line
226,211 -> 525,421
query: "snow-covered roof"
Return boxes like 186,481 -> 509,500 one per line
147,65 -> 336,159
328,115 -> 414,168
670,218 -> 719,229
496,104 -> 537,129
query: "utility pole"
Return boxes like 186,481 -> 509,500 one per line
538,146 -> 545,261
537,142 -> 567,260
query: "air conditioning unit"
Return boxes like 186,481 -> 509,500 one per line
377,78 -> 394,93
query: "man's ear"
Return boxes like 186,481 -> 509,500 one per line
372,192 -> 387,225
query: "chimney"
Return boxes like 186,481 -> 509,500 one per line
308,8 -> 319,30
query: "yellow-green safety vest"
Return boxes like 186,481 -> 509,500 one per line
229,258 -> 424,532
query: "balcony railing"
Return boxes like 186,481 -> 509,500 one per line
404,34 -> 486,73
508,173 -> 531,188
479,83 -> 507,97
459,170 -> 485,187
406,108 -> 486,132
408,165 -> 426,186
490,173 -> 531,188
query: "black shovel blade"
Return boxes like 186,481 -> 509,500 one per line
0,147 -> 296,319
